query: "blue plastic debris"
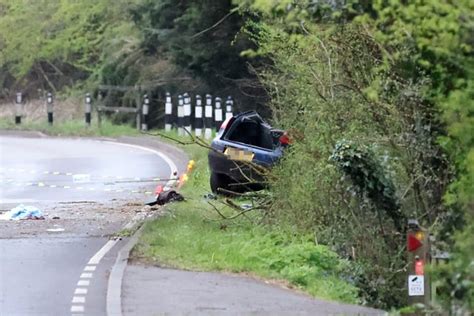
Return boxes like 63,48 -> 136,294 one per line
0,204 -> 45,220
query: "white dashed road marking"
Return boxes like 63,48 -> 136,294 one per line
72,296 -> 86,304
75,288 -> 88,295
70,305 -> 84,313
77,280 -> 90,287
80,273 -> 93,279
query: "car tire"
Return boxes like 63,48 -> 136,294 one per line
210,172 -> 232,195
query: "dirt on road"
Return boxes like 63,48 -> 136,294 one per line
0,200 -> 167,239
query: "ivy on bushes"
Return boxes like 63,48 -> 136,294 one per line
330,140 -> 405,232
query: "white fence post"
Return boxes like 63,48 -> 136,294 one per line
195,95 -> 203,137
15,92 -> 22,125
141,94 -> 150,131
225,96 -> 233,121
183,92 -> 192,134
214,97 -> 223,132
165,92 -> 173,132
204,94 -> 213,140
84,93 -> 92,127
177,95 -> 184,136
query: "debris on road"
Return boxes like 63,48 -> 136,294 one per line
72,173 -> 91,183
203,193 -> 217,200
241,203 -> 252,210
146,190 -> 184,206
0,205 -> 45,220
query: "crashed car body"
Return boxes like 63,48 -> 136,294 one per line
208,111 -> 289,194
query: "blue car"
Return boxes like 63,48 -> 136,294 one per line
208,111 -> 289,194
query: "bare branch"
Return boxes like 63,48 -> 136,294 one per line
191,7 -> 239,39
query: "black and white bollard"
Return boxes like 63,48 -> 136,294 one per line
177,95 -> 184,136
204,94 -> 213,140
165,92 -> 173,132
183,93 -> 192,134
214,97 -> 223,132
15,92 -> 22,125
141,94 -> 150,131
46,92 -> 54,125
225,96 -> 233,121
194,95 -> 203,137
85,93 -> 92,126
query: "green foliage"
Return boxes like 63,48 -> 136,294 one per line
0,0 -> 141,94
433,222 -> 474,312
134,143 -> 358,303
131,0 -> 247,81
330,140 -> 403,232
237,0 -> 473,309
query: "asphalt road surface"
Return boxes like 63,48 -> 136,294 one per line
0,136 -> 175,204
0,134 -> 176,316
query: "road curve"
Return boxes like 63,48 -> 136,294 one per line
0,136 -> 177,205
0,134 -> 179,316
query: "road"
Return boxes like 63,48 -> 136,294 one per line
0,134 -> 177,316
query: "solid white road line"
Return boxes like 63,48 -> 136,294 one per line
87,239 -> 119,265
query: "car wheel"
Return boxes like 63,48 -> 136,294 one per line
210,172 -> 231,195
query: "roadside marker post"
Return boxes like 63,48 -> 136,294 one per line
46,92 -> 54,125
15,92 -> 22,125
177,95 -> 184,136
97,92 -> 103,128
407,219 -> 431,306
204,94 -> 213,140
141,94 -> 150,131
225,96 -> 233,121
165,92 -> 173,132
84,93 -> 92,127
183,93 -> 192,134
194,95 -> 203,137
214,97 -> 223,132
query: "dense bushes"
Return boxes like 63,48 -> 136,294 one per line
236,0 -> 473,309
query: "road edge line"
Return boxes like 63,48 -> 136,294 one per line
105,141 -> 179,316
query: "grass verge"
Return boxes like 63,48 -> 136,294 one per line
132,139 -> 360,304
0,117 -> 138,137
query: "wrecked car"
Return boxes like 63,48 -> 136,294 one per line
208,111 -> 289,194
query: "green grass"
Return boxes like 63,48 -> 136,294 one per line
0,117 -> 139,137
132,141 -> 359,304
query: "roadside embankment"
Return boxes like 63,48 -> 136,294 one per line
131,142 -> 361,304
